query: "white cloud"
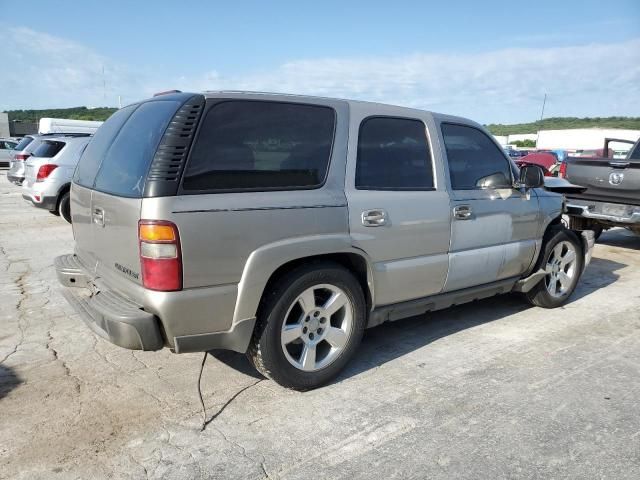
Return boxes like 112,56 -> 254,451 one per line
1,26 -> 639,124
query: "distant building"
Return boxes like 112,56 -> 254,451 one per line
494,128 -> 640,152
536,128 -> 640,151
0,113 -> 9,137
0,113 -> 38,137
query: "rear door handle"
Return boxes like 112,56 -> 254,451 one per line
93,207 -> 105,227
453,205 -> 473,220
362,209 -> 388,227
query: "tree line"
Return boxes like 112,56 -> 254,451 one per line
4,107 -> 640,135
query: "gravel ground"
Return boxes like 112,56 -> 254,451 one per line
1,171 -> 639,479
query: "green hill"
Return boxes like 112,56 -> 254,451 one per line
4,108 -> 640,135
487,117 -> 640,136
5,107 -> 118,123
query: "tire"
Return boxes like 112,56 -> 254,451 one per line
525,226 -> 584,308
247,262 -> 366,390
58,192 -> 71,224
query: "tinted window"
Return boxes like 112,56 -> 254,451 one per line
356,117 -> 434,190
14,137 -> 34,151
93,100 -> 181,197
441,123 -> 513,189
182,101 -> 335,191
629,142 -> 640,161
32,140 -> 65,158
74,105 -> 136,188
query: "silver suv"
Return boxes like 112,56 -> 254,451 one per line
8,133 -> 90,185
55,92 -> 593,390
22,136 -> 92,223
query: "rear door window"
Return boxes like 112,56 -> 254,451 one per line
356,117 -> 434,190
182,100 -> 336,192
32,140 -> 66,158
93,100 -> 181,197
74,105 -> 136,188
441,123 -> 513,189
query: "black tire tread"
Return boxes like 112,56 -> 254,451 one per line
246,261 -> 365,390
525,225 -> 583,308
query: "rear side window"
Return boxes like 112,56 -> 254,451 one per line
182,100 -> 335,192
356,117 -> 434,190
74,105 -> 136,188
630,142 -> 640,161
93,100 -> 181,197
14,137 -> 33,151
32,140 -> 65,158
441,123 -> 513,190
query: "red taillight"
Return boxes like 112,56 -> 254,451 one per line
559,162 -> 567,178
15,153 -> 30,161
138,220 -> 182,291
36,164 -> 58,182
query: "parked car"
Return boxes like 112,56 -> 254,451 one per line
0,138 -> 18,168
563,137 -> 640,239
55,91 -> 594,390
22,136 -> 92,223
516,152 -> 559,176
8,135 -> 40,184
8,119 -> 102,185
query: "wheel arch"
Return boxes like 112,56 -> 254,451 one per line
232,235 -> 374,325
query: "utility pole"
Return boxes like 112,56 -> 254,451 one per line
539,93 -> 547,121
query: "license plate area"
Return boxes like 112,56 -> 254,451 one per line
600,204 -> 629,217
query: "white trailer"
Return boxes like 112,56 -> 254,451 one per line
38,118 -> 103,135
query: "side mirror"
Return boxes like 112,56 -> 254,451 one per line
519,164 -> 545,189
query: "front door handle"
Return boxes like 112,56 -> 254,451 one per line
93,207 -> 105,227
362,209 -> 388,227
453,205 -> 473,220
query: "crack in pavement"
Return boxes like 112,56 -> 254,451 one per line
0,266 -> 29,365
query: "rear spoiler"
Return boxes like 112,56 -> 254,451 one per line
543,177 -> 587,194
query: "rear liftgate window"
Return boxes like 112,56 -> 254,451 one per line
182,100 -> 336,192
93,101 -> 182,197
74,100 -> 181,196
32,140 -> 66,158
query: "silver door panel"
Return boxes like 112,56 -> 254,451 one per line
373,253 -> 449,305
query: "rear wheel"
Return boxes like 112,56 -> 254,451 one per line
526,227 -> 583,308
58,192 -> 71,224
247,262 -> 366,390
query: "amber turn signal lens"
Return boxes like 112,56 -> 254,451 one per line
139,224 -> 176,242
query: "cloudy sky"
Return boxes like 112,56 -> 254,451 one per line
1,0 -> 639,124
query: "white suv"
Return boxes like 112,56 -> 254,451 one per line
22,136 -> 91,223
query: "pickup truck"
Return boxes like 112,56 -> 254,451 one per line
55,91 -> 594,390
563,137 -> 640,238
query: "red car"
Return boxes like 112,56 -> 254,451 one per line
515,152 -> 558,176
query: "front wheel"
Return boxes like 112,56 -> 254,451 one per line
247,262 -> 366,390
526,227 -> 584,308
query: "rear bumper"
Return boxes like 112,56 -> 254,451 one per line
54,254 -> 255,353
8,174 -> 24,185
55,254 -> 164,350
22,193 -> 57,211
567,200 -> 640,225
